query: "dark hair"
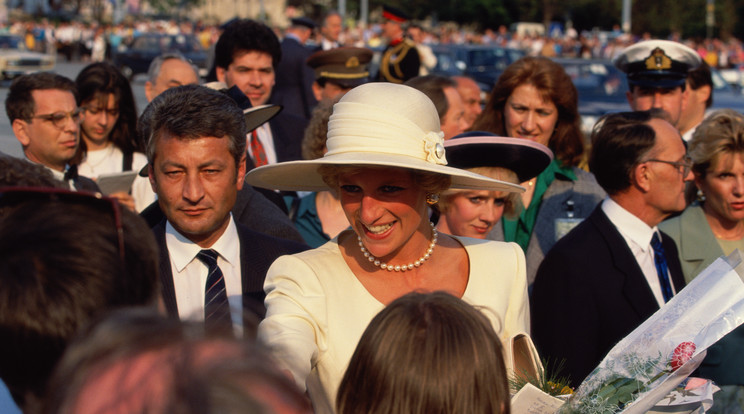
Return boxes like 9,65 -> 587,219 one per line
0,191 -> 159,411
43,309 -> 311,414
73,62 -> 140,164
337,291 -> 510,414
471,57 -> 584,167
140,84 -> 247,167
214,19 -> 281,71
687,61 -> 713,109
0,156 -> 66,188
5,73 -> 77,123
405,75 -> 457,120
589,109 -> 667,195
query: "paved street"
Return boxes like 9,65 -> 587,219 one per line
0,61 -> 151,158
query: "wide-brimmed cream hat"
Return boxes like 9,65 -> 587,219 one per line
245,83 -> 525,193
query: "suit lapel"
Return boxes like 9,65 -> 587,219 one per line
590,208 -> 660,318
237,224 -> 268,319
153,220 -> 179,317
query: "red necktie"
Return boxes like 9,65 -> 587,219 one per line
250,130 -> 268,167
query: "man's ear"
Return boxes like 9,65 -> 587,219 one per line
148,163 -> 158,193
12,119 -> 30,147
633,161 -> 652,192
312,82 -> 323,102
697,85 -> 712,105
144,81 -> 154,102
216,66 -> 226,83
236,153 -> 247,190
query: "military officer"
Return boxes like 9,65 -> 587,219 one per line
377,5 -> 420,84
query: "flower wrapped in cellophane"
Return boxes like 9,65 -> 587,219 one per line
558,251 -> 744,414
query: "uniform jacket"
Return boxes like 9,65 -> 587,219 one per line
531,205 -> 685,387
377,37 -> 420,84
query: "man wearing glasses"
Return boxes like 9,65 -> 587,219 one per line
531,109 -> 691,388
5,73 -> 98,191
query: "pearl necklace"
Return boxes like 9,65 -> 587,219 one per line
357,222 -> 437,272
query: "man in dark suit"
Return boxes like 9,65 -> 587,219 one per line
143,85 -> 306,328
214,19 -> 308,169
5,73 -> 99,192
271,17 -> 318,120
531,109 -> 693,387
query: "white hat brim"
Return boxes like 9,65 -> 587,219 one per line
245,152 -> 525,193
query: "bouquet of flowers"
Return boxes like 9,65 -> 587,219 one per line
559,252 -> 744,414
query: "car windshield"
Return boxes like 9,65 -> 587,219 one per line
0,35 -> 24,50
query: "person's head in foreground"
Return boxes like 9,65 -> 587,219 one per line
336,291 -> 510,414
43,309 -> 312,414
589,109 -> 693,227
471,56 -> 584,168
0,187 -> 159,413
688,109 -> 744,230
437,131 -> 553,238
245,82 -> 522,271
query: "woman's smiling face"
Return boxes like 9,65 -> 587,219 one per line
337,167 -> 431,262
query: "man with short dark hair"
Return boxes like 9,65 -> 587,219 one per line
531,109 -> 691,387
144,84 -> 306,328
144,53 -> 200,102
319,10 -> 342,50
6,73 -> 98,191
214,19 -> 307,169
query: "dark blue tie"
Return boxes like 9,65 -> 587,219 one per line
196,249 -> 231,328
651,233 -> 673,303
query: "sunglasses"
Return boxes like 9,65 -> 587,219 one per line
0,187 -> 125,263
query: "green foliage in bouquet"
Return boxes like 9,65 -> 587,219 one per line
509,357 -> 574,397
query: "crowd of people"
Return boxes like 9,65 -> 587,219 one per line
1,8 -> 744,414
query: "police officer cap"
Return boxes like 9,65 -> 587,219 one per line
307,47 -> 374,88
382,5 -> 410,23
613,40 -> 701,88
291,17 -> 316,30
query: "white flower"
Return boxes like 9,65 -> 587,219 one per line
423,131 -> 447,165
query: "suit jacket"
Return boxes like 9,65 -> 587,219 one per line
139,184 -> 304,244
270,37 -> 317,120
245,112 -> 308,172
153,219 -> 307,321
489,167 -> 605,286
660,203 -> 744,386
531,205 -> 685,387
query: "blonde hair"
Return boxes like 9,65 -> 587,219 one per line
689,109 -> 744,178
438,166 -> 522,220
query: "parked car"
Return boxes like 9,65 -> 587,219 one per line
112,33 -> 208,80
429,44 -> 525,91
0,34 -> 55,80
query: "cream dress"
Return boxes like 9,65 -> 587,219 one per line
259,233 -> 529,413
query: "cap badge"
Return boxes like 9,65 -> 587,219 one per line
345,57 -> 360,68
645,48 -> 672,70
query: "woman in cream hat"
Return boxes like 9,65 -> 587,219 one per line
247,83 -> 528,412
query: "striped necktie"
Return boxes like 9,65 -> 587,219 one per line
196,249 -> 231,329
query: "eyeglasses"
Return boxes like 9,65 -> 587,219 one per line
644,156 -> 693,177
31,108 -> 82,129
0,187 -> 125,264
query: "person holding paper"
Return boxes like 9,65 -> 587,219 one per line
531,109 -> 690,387
660,109 -> 744,413
73,62 -> 155,212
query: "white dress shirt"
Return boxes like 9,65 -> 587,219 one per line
165,215 -> 243,329
602,197 -> 674,307
248,123 -> 278,165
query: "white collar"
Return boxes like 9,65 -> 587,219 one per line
165,214 -> 239,272
602,197 -> 658,252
